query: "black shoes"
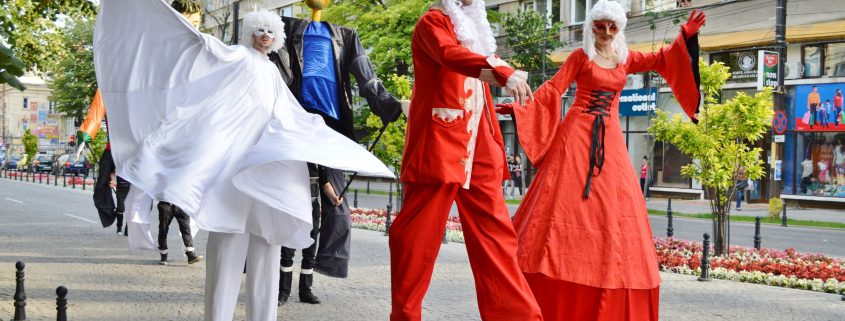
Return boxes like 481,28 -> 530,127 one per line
186,251 -> 203,264
159,253 -> 168,266
299,292 -> 321,304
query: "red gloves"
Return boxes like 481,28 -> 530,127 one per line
495,103 -> 517,115
681,10 -> 706,39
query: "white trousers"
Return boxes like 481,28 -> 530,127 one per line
205,231 -> 281,321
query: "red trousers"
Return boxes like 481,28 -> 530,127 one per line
389,132 -> 542,320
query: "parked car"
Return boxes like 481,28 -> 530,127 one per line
4,155 -> 21,170
55,153 -> 90,176
31,154 -> 53,173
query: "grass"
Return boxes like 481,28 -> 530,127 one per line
647,209 -> 845,229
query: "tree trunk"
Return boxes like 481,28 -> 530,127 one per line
713,211 -> 729,256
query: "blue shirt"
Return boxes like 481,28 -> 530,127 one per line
301,22 -> 340,120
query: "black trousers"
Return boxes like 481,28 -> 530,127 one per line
115,176 -> 131,214
281,165 -> 321,269
157,201 -> 193,251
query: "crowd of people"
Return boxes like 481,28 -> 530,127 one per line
91,0 -> 706,320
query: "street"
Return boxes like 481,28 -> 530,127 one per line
0,178 -> 843,320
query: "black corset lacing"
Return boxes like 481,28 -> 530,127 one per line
582,90 -> 616,199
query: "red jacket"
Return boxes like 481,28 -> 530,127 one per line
401,9 -> 511,185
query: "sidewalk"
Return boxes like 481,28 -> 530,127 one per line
645,197 -> 845,224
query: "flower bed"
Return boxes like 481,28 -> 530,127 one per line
351,208 -> 845,295
655,237 -> 845,294
350,207 -> 464,243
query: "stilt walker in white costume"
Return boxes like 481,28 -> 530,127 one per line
93,1 -> 395,320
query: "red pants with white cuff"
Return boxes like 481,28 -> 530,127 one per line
389,128 -> 542,321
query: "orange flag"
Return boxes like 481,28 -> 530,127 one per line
78,89 -> 106,142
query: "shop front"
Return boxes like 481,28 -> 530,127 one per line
782,82 -> 845,200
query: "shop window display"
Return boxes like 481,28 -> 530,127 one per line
797,133 -> 845,197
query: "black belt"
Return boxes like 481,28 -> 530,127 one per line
582,90 -> 615,199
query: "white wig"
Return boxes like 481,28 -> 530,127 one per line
441,0 -> 497,56
241,9 -> 286,52
583,0 -> 629,63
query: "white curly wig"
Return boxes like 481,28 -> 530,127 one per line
440,0 -> 497,56
583,0 -> 629,63
241,9 -> 285,52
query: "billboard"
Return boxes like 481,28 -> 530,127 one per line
794,83 -> 845,132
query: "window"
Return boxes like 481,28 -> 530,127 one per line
49,101 -> 56,114
803,45 -> 823,78
23,97 -> 28,109
644,0 -> 682,12
279,5 -> 293,17
571,0 -> 588,24
522,1 -> 536,11
550,0 -> 561,24
795,132 -> 845,198
825,43 -> 845,77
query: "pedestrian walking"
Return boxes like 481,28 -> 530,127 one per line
640,155 -> 650,200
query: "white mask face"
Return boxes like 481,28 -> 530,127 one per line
253,27 -> 276,39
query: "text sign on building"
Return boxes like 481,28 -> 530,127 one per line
757,50 -> 779,90
618,88 -> 658,117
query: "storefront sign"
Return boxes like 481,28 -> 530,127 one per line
793,82 -> 845,132
618,88 -> 658,117
774,135 -> 785,143
757,50 -> 779,90
711,50 -> 759,83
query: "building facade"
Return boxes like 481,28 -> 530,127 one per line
1,75 -> 75,159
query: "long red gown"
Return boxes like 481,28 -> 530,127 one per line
512,31 -> 701,321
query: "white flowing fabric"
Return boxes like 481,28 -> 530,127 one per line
94,0 -> 394,249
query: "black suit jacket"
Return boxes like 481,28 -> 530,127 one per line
270,16 -> 401,141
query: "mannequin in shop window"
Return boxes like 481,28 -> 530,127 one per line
801,158 -> 814,194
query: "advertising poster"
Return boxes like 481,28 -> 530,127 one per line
794,82 -> 845,132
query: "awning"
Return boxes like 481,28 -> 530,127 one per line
549,20 -> 845,65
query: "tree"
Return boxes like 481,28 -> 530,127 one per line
22,129 -> 38,172
0,43 -> 27,90
48,18 -> 96,121
362,74 -> 411,173
202,4 -> 233,43
500,9 -> 563,86
0,0 -> 97,74
86,128 -> 108,169
648,60 -> 773,256
322,0 -> 428,76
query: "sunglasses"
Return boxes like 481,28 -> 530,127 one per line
253,28 -> 276,39
592,21 -> 619,34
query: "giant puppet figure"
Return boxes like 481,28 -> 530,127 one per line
498,1 -> 706,320
388,0 -> 542,320
93,1 -> 394,320
269,0 -> 404,305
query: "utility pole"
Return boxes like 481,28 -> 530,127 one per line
231,1 -> 240,45
771,0 -> 787,199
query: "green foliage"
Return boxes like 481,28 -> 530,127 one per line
322,0 -> 428,76
86,128 -> 108,164
0,42 -> 27,90
22,129 -> 38,165
170,0 -> 202,14
0,0 -> 97,73
48,18 -> 96,121
649,60 -> 774,219
362,74 -> 411,173
768,198 -> 783,219
500,10 -> 563,73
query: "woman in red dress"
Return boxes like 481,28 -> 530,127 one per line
499,1 -> 706,320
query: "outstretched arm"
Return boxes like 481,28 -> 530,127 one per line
627,10 -> 705,123
345,29 -> 403,124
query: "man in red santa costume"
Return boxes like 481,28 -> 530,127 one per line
388,1 -> 541,320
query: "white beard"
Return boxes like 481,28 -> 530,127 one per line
440,0 -> 497,56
